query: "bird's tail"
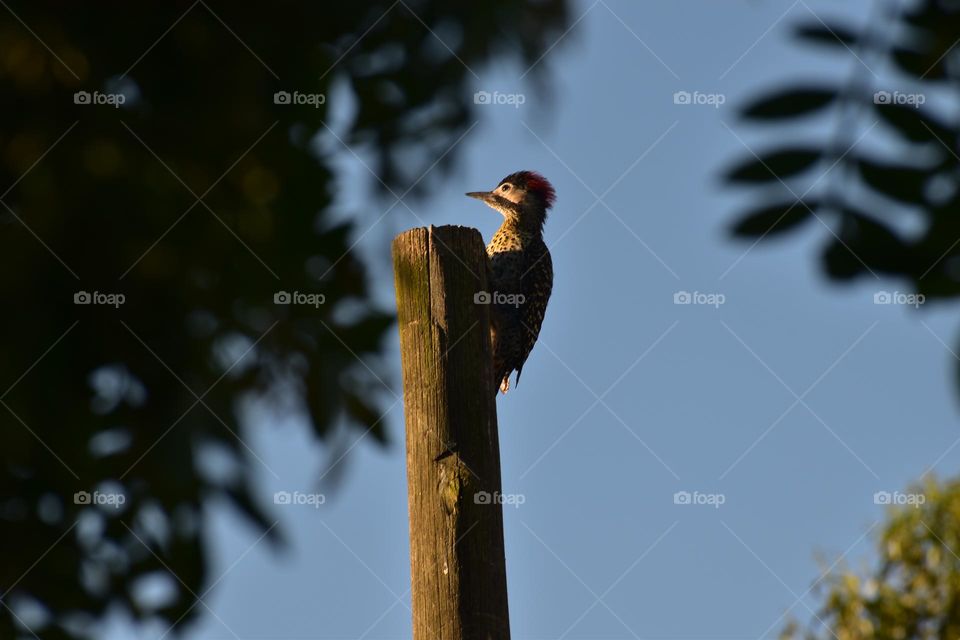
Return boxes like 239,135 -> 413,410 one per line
494,371 -> 511,396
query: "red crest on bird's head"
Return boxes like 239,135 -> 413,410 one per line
500,171 -> 556,209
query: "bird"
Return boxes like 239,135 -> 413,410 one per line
466,171 -> 554,396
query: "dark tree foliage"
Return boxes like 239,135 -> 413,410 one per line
725,0 -> 960,294
0,2 -> 569,638
725,3 -> 960,638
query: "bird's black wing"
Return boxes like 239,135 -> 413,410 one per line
515,243 -> 552,385
488,246 -> 523,390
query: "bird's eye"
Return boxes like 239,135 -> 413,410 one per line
501,184 -> 510,192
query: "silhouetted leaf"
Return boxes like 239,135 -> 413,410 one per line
857,158 -> 929,205
844,211 -> 904,247
892,45 -> 945,79
845,209 -> 910,273
726,148 -> 821,183
224,483 -> 284,548
30,628 -> 76,640
822,207 -> 910,279
902,1 -> 951,30
822,236 -> 864,280
874,101 -> 952,143
794,22 -> 859,49
344,390 -> 388,443
741,87 -> 836,120
731,200 -> 817,237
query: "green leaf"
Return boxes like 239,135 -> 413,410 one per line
794,22 -> 859,49
731,200 -> 817,237
726,148 -> 821,183
741,87 -> 836,120
857,158 -> 929,205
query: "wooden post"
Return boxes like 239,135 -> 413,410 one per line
392,225 -> 510,640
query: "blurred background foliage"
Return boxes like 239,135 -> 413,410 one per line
726,0 -> 960,637
725,0 -> 960,296
0,1 -> 569,638
781,477 -> 960,640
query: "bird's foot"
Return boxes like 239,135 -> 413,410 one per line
499,376 -> 510,394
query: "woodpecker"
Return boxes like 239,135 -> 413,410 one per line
467,171 -> 554,396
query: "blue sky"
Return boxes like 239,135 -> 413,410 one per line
105,0 -> 960,637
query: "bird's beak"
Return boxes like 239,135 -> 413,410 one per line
465,191 -> 493,203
